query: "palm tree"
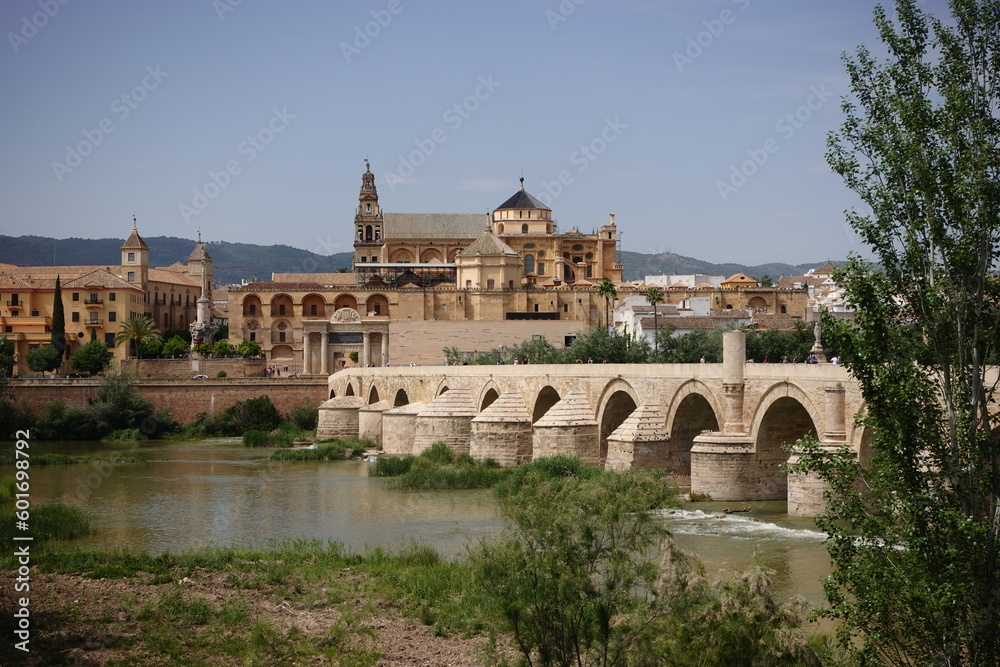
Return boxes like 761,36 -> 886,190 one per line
646,286 -> 664,354
115,316 -> 162,359
597,278 -> 617,334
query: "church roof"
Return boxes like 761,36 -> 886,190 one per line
382,212 -> 485,239
187,242 -> 211,262
62,269 -> 136,290
459,230 -> 520,257
121,221 -> 148,249
495,183 -> 551,211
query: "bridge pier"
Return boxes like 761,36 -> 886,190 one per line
532,391 -> 601,465
470,392 -> 532,467
413,388 -> 477,456
316,396 -> 367,440
382,401 -> 426,455
787,384 -> 847,516
359,400 -> 390,446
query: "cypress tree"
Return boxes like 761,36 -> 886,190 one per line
51,275 -> 66,358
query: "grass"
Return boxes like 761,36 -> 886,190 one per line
269,442 -> 353,461
0,502 -> 95,543
0,539 -> 479,665
370,442 -> 510,489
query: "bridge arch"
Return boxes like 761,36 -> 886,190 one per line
393,388 -> 409,407
368,385 -> 380,404
596,379 -> 640,462
532,386 -> 561,423
479,381 -> 501,412
434,380 -> 451,397
750,382 -> 820,499
344,382 -> 356,397
665,380 -> 722,479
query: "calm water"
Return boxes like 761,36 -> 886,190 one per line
8,439 -> 832,608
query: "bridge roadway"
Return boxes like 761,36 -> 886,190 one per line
318,332 -> 867,517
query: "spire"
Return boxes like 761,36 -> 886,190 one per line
519,174 -> 525,190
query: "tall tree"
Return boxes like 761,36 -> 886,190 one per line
50,275 -> 67,362
794,1 -> 1000,664
597,278 -> 617,334
114,316 -> 162,359
645,286 -> 664,354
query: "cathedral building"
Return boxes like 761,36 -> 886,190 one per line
227,161 -> 625,371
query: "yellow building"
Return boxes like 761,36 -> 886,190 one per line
0,219 -> 215,375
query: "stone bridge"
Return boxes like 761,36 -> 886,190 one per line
317,332 -> 868,516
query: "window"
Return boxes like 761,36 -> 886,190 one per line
537,250 -> 544,257
572,244 -> 584,252
89,312 -> 98,323
109,293 -> 115,301
487,279 -> 495,289
109,312 -> 116,322
72,293 -> 79,301
9,294 -> 17,305
780,305 -> 787,314
466,280 -> 472,288
371,256 -> 377,262
279,331 -> 286,342
563,304 -> 568,313
89,292 -> 98,302
573,256 -> 582,263
521,224 -> 528,234
279,304 -> 286,316
105,333 -> 115,347
373,303 -> 381,315
538,262 -> 544,274
524,254 -> 535,275
127,252 -> 135,262
249,304 -> 256,315
585,252 -> 593,260
127,272 -> 135,282
508,280 -> 514,289
360,256 -> 367,262
72,312 -> 80,322
524,243 -> 535,249
586,265 -> 592,278
249,332 -> 256,342
4,326 -> 10,333
31,310 -> 38,316
534,304 -> 539,312
310,304 -> 317,316
366,203 -> 372,213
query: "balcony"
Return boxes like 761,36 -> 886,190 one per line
84,319 -> 103,327
83,297 -> 103,308
6,301 -> 23,310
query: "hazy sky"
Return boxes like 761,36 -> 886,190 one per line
0,0 -> 951,265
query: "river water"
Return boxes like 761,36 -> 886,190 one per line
10,439 -> 833,608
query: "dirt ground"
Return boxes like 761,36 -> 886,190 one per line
1,569 -> 512,666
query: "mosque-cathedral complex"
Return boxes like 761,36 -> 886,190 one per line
0,162 -> 810,375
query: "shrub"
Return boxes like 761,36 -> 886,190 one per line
269,442 -> 351,461
289,403 -> 318,431
421,442 -> 454,465
370,455 -> 415,477
216,370 -> 228,378
230,396 -> 283,434
108,428 -> 141,442
243,430 -> 270,447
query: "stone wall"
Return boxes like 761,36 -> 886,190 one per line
388,320 -> 587,366
10,378 -> 327,423
120,357 -> 268,379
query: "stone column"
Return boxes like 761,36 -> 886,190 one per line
320,331 -> 329,376
362,332 -> 371,367
823,385 -> 846,442
381,332 -> 388,367
721,330 -> 746,433
302,332 -> 312,375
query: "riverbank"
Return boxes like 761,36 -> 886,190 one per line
0,541 -> 516,666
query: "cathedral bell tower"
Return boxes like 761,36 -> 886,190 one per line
353,159 -> 384,269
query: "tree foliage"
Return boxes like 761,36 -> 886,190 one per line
50,275 -> 67,360
792,2 -> 1000,664
162,335 -> 188,357
70,339 -> 113,375
597,278 -> 617,331
115,316 -> 162,358
26,345 -> 62,373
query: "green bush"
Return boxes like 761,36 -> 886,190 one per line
216,370 -> 228,378
242,430 -> 270,447
108,428 -> 141,442
370,455 -> 415,477
289,403 -> 318,431
421,442 -> 454,465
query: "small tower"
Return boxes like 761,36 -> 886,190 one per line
188,231 -> 219,360
186,230 -> 214,301
353,159 -> 384,268
492,176 -> 553,235
121,215 -> 149,290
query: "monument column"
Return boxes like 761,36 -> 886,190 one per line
320,331 -> 329,375
381,332 -> 388,367
303,332 -> 312,375
691,329 -> 756,500
362,332 -> 371,367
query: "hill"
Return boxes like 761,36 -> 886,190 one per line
0,235 -> 830,285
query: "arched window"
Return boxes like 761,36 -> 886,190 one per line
525,254 -> 535,275
521,224 -> 528,234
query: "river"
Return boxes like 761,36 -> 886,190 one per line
10,439 -> 833,609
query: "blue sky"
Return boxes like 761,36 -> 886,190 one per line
0,0 -> 951,266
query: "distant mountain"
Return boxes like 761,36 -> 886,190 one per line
617,251 -> 830,283
0,235 -> 355,286
0,235 -> 831,285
